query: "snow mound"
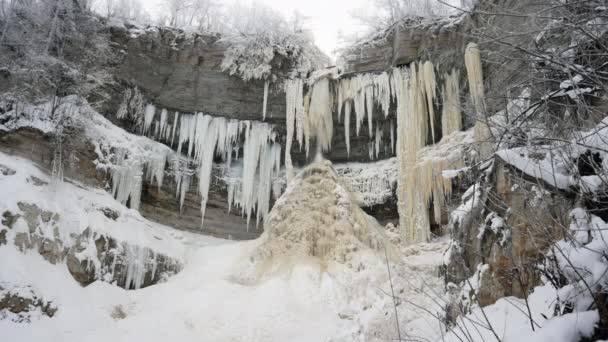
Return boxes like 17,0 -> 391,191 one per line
233,159 -> 396,284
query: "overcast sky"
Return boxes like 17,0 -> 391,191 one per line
141,0 -> 370,59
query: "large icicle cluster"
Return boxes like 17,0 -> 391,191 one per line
139,105 -> 281,226
337,72 -> 392,156
284,70 -> 394,169
109,141 -> 173,211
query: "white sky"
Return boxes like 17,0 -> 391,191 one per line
140,0 -> 370,60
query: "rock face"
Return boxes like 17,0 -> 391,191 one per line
140,172 -> 262,240
0,128 -> 105,188
108,26 -> 286,123
444,158 -> 573,306
0,286 -> 57,323
1,202 -> 182,290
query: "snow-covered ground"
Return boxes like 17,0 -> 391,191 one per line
0,151 -> 449,342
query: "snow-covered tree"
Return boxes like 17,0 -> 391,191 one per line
219,2 -> 329,81
91,0 -> 149,23
157,0 -> 223,32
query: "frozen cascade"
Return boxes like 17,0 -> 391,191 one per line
392,62 -> 440,243
307,77 -> 334,153
284,79 -> 304,180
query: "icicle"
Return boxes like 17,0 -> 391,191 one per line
170,112 -> 179,147
262,80 -> 269,120
179,174 -> 190,214
146,145 -> 168,190
196,117 -> 219,228
284,79 -> 301,180
124,244 -> 147,290
422,61 -> 437,143
255,143 -> 281,227
240,122 -> 273,226
374,124 -> 382,160
390,120 -> 395,154
154,121 -> 160,139
186,114 -> 197,158
143,104 -> 156,135
465,42 -> 492,158
364,75 -> 374,137
344,100 -> 351,156
465,42 -> 485,115
441,69 -> 462,137
375,72 -> 392,118
111,148 -> 143,210
159,109 -> 168,140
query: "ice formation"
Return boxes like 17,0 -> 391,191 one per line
262,80 -> 269,120
111,148 -> 144,210
284,78 -> 305,179
441,69 -> 462,136
284,61 -> 467,243
143,104 -> 156,135
464,42 -> 485,115
423,61 -> 438,143
392,63 -> 433,243
235,122 -> 282,227
334,72 -> 392,155
174,112 -> 281,227
307,77 -> 334,153
233,159 -> 395,284
285,70 -> 394,162
464,42 -> 492,157
334,158 -> 398,207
